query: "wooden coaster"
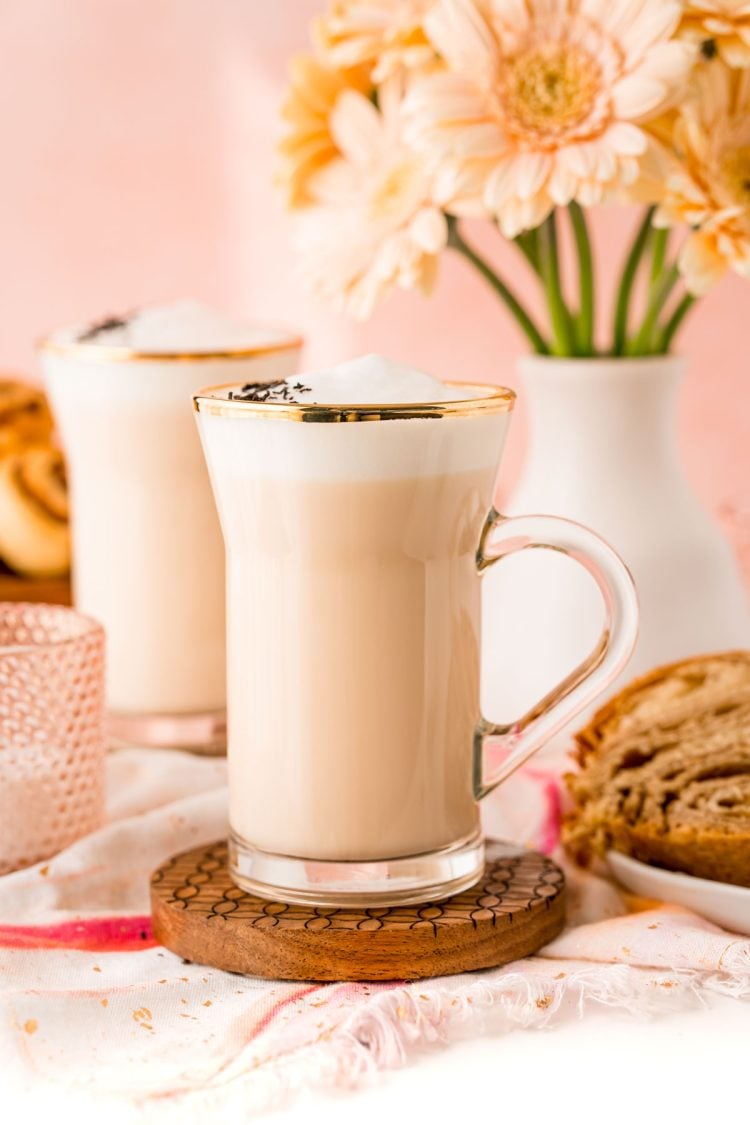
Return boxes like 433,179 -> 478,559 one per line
150,840 -> 565,981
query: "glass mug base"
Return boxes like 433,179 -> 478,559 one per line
107,709 -> 227,755
229,828 -> 485,907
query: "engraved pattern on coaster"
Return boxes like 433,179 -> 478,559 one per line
150,840 -> 566,980
151,841 -> 563,933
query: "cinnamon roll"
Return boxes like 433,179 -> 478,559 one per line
0,446 -> 70,577
0,379 -> 53,457
564,652 -> 750,887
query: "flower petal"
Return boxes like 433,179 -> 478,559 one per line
584,0 -> 681,62
679,232 -> 727,295
485,159 -> 520,208
330,90 -> 384,166
558,142 -> 599,178
496,196 -> 527,238
514,151 -> 552,200
548,159 -> 578,205
636,40 -> 696,88
409,207 -> 449,252
424,0 -> 498,86
606,122 -> 648,156
611,74 -> 671,119
576,179 -> 604,206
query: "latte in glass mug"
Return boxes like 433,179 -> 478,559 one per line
41,300 -> 302,752
195,355 -> 638,905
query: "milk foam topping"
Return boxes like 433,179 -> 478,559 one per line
64,300 -> 293,352
287,354 -> 465,405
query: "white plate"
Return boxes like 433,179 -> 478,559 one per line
607,850 -> 750,935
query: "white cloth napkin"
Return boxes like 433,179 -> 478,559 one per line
1,748 -> 749,1122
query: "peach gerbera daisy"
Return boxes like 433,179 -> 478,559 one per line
407,0 -> 695,237
278,55 -> 370,208
649,62 -> 750,293
314,0 -> 435,80
680,2 -> 750,68
295,78 -> 447,318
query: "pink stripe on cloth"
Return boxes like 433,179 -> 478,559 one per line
0,915 -> 155,951
248,984 -> 323,1040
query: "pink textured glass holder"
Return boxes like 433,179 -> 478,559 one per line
0,602 -> 106,875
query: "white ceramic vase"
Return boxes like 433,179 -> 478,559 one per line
481,355 -> 750,727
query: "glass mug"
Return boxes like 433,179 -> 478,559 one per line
195,380 -> 638,905
41,326 -> 302,752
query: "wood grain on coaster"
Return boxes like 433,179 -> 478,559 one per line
151,839 -> 565,981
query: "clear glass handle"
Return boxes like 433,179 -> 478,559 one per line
473,509 -> 639,799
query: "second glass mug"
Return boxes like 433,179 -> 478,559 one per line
41,327 -> 302,753
195,380 -> 639,906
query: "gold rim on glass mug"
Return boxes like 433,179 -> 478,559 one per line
195,379 -> 639,907
194,380 -> 515,421
38,329 -> 304,365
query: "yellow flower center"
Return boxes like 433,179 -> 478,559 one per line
500,43 -> 601,141
370,158 -> 423,224
720,145 -> 750,207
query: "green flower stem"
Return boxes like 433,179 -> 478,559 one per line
568,202 -> 595,356
447,218 -> 550,355
658,292 -> 698,353
629,262 -> 680,355
539,212 -> 574,356
514,229 -> 541,274
612,206 -> 655,356
649,227 -> 669,292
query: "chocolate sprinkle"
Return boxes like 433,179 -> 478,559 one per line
228,380 -> 311,403
77,312 -> 135,342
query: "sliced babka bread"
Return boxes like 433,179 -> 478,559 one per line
563,652 -> 750,886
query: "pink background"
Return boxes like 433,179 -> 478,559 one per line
1,0 -> 748,506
